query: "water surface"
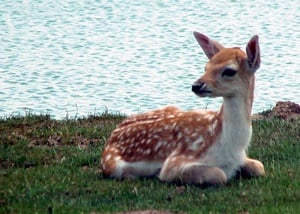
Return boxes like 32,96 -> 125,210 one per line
0,0 -> 299,118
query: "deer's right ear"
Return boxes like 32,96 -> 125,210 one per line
193,31 -> 224,59
246,35 -> 260,73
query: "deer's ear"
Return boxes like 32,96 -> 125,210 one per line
246,35 -> 260,73
193,31 -> 225,59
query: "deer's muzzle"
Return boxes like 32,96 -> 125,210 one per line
192,82 -> 211,95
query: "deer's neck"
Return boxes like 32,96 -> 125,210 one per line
222,96 -> 252,124
218,87 -> 254,149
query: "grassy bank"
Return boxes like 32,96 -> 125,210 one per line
0,112 -> 299,213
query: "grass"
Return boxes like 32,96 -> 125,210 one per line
0,111 -> 299,213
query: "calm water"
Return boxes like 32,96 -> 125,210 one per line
1,0 -> 299,119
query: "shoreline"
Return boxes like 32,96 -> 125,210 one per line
1,101 -> 299,122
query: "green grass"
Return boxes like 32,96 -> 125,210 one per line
0,112 -> 299,213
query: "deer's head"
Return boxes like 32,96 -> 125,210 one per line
192,32 -> 260,98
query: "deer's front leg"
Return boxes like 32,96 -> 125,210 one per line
180,165 -> 227,186
239,158 -> 265,179
159,156 -> 227,186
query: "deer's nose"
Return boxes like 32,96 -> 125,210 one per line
192,82 -> 206,93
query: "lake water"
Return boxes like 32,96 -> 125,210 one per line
1,0 -> 299,119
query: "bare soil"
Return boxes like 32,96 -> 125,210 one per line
253,101 -> 300,120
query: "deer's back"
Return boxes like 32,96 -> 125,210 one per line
101,106 -> 222,176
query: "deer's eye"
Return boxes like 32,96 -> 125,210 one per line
222,68 -> 237,78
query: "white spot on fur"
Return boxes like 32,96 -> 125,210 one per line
105,154 -> 112,162
188,155 -> 194,160
121,147 -> 127,154
177,132 -> 182,140
184,127 -> 192,135
155,141 -> 163,152
153,134 -> 160,139
146,139 -> 152,145
190,136 -> 204,151
114,156 -> 121,161
145,149 -> 151,155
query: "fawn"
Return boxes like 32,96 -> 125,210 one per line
101,32 -> 265,185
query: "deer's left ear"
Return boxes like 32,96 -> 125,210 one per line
246,35 -> 260,73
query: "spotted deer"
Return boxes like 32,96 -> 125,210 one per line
101,32 -> 265,185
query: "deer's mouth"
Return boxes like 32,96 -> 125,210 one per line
198,90 -> 212,94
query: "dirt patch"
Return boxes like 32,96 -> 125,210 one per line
253,101 -> 300,120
